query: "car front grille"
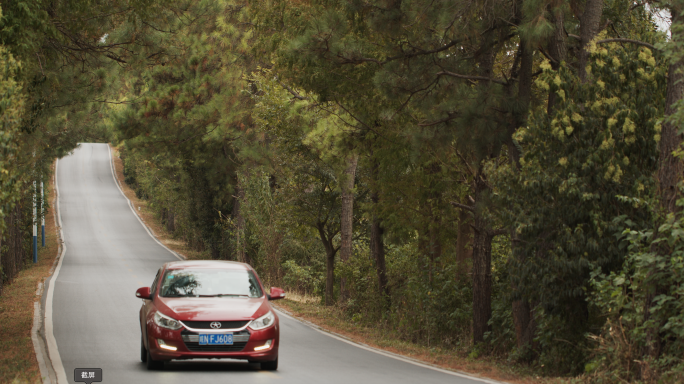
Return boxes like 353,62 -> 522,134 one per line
181,329 -> 250,352
182,320 -> 249,329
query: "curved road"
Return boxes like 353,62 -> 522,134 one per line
47,143 -> 496,384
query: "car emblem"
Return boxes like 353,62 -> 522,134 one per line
210,322 -> 222,329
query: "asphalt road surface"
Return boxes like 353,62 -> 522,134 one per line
47,143 -> 496,384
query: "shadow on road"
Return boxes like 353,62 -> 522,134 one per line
159,360 -> 262,372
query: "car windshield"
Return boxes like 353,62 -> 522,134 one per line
159,269 -> 263,298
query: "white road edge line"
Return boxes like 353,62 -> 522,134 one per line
273,308 -> 511,384
45,158 -> 69,384
106,144 -> 184,261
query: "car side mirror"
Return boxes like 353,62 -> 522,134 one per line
136,287 -> 151,300
268,287 -> 285,300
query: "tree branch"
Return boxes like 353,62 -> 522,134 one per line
490,228 -> 509,237
418,112 -> 459,126
277,79 -> 308,100
596,38 -> 657,50
567,34 -> 656,50
451,201 -> 475,213
436,71 -> 507,85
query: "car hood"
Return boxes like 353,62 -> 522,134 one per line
157,297 -> 269,321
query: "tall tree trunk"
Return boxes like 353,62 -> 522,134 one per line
510,39 -> 539,352
456,201 -> 473,277
657,15 -> 684,214
546,6 -> 567,114
472,170 -> 494,344
233,182 -> 247,264
578,0 -> 604,83
0,234 -> 2,296
469,24 -> 498,345
370,158 -> 389,307
642,5 -> 684,376
339,153 -> 358,303
318,223 -> 338,306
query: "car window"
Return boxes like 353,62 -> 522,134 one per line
150,269 -> 161,296
159,269 -> 263,298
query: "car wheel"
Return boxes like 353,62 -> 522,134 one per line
260,357 -> 278,371
140,335 -> 147,363
146,346 -> 164,370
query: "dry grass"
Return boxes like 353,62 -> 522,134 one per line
110,145 -> 208,261
272,299 -> 567,384
0,163 -> 60,384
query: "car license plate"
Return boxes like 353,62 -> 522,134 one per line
199,333 -> 233,345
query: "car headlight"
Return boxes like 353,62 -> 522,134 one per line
154,311 -> 183,330
249,311 -> 275,330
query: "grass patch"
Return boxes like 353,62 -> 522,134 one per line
0,162 -> 60,384
273,297 -> 566,384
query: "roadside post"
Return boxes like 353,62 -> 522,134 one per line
41,180 -> 45,246
33,180 -> 38,263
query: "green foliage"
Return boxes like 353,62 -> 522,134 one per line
585,212 -> 684,382
490,37 -> 666,373
0,43 -> 23,228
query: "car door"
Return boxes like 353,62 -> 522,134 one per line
141,268 -> 162,345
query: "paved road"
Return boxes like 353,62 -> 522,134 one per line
48,143 -> 493,384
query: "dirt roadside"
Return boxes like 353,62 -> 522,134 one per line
0,162 -> 60,384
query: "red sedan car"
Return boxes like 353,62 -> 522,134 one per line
135,260 -> 285,370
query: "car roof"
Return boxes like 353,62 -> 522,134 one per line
163,260 -> 252,271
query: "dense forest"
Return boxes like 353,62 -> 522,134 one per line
2,0 -> 684,381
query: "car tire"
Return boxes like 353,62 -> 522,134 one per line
146,345 -> 164,370
141,335 -> 147,363
260,357 -> 278,371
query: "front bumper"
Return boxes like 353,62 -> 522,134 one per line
147,322 -> 279,362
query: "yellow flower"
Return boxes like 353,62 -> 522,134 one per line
612,165 -> 623,183
600,135 -> 615,150
604,164 -> 615,180
572,113 -> 584,123
597,80 -> 605,89
623,117 -> 636,134
540,60 -> 552,71
535,78 -> 550,90
612,57 -> 621,67
607,117 -> 618,128
557,89 -> 566,101
623,156 -> 630,165
559,157 -> 568,166
554,75 -> 562,86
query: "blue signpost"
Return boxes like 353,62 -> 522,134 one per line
41,180 -> 45,247
33,180 -> 38,263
